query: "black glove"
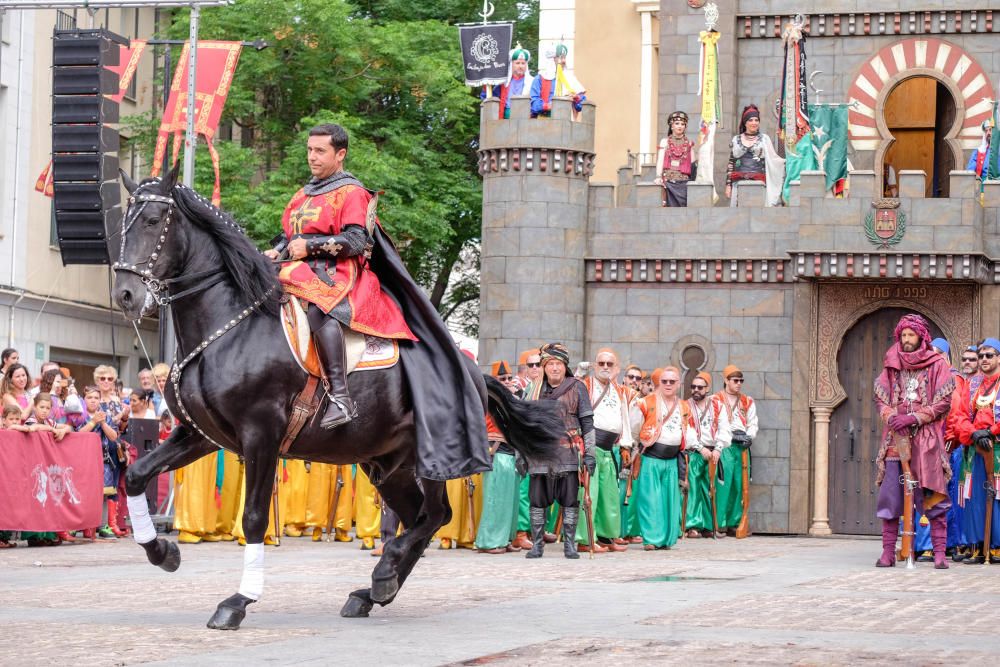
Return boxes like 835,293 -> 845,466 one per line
741,436 -> 753,450
972,429 -> 994,451
583,454 -> 596,476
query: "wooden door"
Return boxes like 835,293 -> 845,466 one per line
882,76 -> 955,197
828,306 -> 944,535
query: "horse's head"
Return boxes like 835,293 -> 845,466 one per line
112,163 -> 186,320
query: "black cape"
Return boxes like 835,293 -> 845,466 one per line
368,224 -> 490,480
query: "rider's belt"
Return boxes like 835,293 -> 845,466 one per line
595,428 -> 618,451
644,442 -> 680,460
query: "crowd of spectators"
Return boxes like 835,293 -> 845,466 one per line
0,349 -> 174,549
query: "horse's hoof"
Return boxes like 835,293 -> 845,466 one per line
370,576 -> 399,604
159,541 -> 181,572
206,593 -> 255,630
141,538 -> 181,572
340,589 -> 374,618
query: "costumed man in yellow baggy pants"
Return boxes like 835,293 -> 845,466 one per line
353,466 -> 381,550
214,449 -> 242,541
174,450 -> 223,544
305,463 -> 353,541
279,458 -> 309,537
436,475 -> 484,549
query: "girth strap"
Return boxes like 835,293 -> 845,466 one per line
280,374 -> 323,455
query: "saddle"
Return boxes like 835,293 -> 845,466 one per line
277,296 -> 399,454
279,296 -> 399,377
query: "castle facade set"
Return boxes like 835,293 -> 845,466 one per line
479,1 -> 1000,536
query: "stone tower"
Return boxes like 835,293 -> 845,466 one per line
477,96 -> 596,367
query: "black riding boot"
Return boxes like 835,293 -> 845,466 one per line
313,319 -> 358,429
525,507 -> 546,559
562,507 -> 580,559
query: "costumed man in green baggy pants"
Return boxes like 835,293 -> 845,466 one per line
709,365 -> 758,537
685,372 -> 719,538
629,367 -> 697,550
475,361 -> 525,554
619,365 -> 645,543
577,348 -> 638,552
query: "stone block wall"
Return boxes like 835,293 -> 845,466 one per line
479,98 -> 596,368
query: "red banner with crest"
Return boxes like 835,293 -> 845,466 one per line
151,40 -> 242,206
0,431 -> 103,531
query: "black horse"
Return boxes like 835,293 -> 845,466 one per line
113,165 -> 563,630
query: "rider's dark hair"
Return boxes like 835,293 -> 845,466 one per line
308,123 -> 349,152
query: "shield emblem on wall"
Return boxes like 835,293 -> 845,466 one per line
864,199 -> 906,248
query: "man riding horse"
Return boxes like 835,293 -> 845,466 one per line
264,123 -> 416,429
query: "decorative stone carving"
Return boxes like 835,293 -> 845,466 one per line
810,282 -> 978,408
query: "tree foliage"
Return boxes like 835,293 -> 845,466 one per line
129,0 -> 538,333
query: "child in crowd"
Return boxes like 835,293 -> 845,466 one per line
24,393 -> 71,441
79,385 -> 122,539
3,403 -> 30,432
0,405 -> 23,547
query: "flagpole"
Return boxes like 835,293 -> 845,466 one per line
182,5 -> 199,188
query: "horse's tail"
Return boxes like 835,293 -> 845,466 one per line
484,375 -> 564,464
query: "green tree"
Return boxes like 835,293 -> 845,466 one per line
131,0 -> 538,334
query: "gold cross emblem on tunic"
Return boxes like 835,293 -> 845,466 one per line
289,197 -> 322,235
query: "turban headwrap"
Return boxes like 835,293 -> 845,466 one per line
651,368 -> 664,385
893,314 -> 931,347
539,342 -> 570,369
723,365 -> 742,379
696,371 -> 712,387
510,43 -> 531,62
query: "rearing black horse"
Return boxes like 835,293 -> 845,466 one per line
113,165 -> 563,630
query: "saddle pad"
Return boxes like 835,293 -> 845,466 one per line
281,297 -> 399,378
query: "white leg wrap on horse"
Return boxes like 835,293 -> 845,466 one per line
238,543 -> 265,600
127,494 -> 158,544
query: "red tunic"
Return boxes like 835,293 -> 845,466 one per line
278,184 -> 416,340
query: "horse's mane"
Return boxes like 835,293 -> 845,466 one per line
157,181 -> 282,316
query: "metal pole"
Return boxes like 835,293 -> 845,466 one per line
182,4 -> 199,187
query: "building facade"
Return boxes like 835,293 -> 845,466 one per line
0,8 -> 160,383
480,1 -> 1000,535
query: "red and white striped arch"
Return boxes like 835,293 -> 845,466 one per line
847,37 -> 995,151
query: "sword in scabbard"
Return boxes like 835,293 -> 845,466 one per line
579,450 -> 596,560
982,440 -> 996,567
272,468 -> 281,547
708,453 -> 719,539
465,477 -> 477,544
325,465 -> 346,543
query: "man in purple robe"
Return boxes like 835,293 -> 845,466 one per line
873,314 -> 955,569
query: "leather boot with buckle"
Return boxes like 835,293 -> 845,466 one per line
313,320 -> 358,429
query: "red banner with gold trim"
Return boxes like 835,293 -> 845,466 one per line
151,41 -> 242,206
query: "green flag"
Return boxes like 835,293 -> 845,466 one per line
783,132 -> 815,203
987,103 -> 1000,181
809,104 -> 849,191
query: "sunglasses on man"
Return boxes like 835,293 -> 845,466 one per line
660,378 -> 678,385
690,383 -> 708,390
595,361 -> 615,368
979,352 -> 997,360
526,362 -> 541,368
625,374 -> 642,381
961,356 -> 979,363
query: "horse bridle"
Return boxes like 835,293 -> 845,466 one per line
112,184 -> 227,310
113,182 -> 273,450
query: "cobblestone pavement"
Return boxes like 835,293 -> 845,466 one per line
1,534 -> 998,665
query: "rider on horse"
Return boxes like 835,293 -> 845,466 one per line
264,123 -> 417,429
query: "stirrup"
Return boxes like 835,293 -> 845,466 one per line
320,396 -> 358,429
